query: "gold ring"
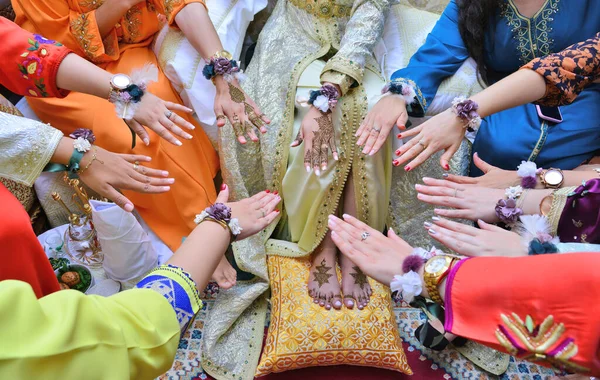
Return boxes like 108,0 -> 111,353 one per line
133,161 -> 140,171
418,140 -> 427,149
216,114 -> 226,120
454,188 -> 458,197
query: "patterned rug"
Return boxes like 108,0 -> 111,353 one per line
159,284 -> 557,380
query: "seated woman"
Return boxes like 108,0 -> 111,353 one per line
360,0 -> 600,176
12,0 -> 268,259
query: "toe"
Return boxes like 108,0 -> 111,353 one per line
332,296 -> 343,310
344,297 -> 355,309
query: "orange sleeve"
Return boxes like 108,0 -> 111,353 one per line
0,18 -> 71,98
150,0 -> 206,25
444,254 -> 600,376
12,0 -> 119,63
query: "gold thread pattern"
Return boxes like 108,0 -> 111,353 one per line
288,0 -> 351,19
70,13 -> 100,59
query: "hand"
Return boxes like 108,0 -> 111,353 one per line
356,94 -> 408,156
213,77 -> 270,144
426,217 -> 526,257
393,108 -> 465,171
78,146 -> 174,212
126,93 -> 196,146
218,185 -> 281,240
443,152 -> 520,189
328,214 -> 413,285
291,106 -> 338,175
416,177 -> 505,223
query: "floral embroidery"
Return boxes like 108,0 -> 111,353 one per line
79,0 -> 104,10
500,0 -> 560,65
524,32 -> 600,107
123,5 -> 142,42
495,313 -> 589,373
18,37 -> 63,97
70,13 -> 101,59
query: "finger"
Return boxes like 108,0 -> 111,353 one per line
128,169 -> 175,187
291,127 -> 304,147
355,115 -> 370,137
260,209 -> 281,227
151,120 -> 182,146
430,217 -> 479,236
313,140 -> 322,176
102,186 -> 135,212
320,143 -> 329,171
361,127 -> 380,154
329,135 -> 338,161
261,194 -> 282,215
433,208 -> 472,220
247,98 -> 270,124
119,154 -> 152,164
387,228 -> 404,244
406,146 -> 437,171
396,110 -> 408,131
331,231 -> 364,262
439,143 -> 460,171
255,193 -> 278,210
216,183 -> 230,203
160,116 -> 192,141
250,190 -> 272,202
396,125 -> 421,140
120,174 -> 171,194
340,214 -> 380,237
245,122 -> 259,143
328,216 -> 360,245
395,142 -> 426,171
356,121 -> 373,146
472,152 -> 493,174
170,112 -> 196,132
247,101 -> 268,132
414,184 -> 458,197
427,225 -> 479,256
416,193 -> 465,209
133,164 -> 170,178
215,104 -> 227,128
443,173 -> 478,185
126,119 -> 150,146
421,177 -> 462,189
477,219 -> 505,232
369,123 -> 392,156
164,101 -> 193,114
304,137 -> 313,173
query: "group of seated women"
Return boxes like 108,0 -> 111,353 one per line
0,0 -> 598,378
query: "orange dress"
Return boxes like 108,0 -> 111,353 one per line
12,0 -> 219,250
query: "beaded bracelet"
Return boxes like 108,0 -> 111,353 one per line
451,96 -> 481,132
194,203 -> 243,241
307,83 -> 340,113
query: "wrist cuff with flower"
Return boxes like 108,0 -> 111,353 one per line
202,51 -> 245,83
381,79 -> 418,106
451,96 -> 481,132
517,160 -> 542,189
513,214 -> 560,255
308,84 -> 340,113
496,185 -> 525,225
194,203 -> 243,241
109,65 -> 158,121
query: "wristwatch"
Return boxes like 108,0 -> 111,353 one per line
211,50 -> 233,60
539,168 -> 564,189
108,73 -> 133,99
423,255 -> 456,306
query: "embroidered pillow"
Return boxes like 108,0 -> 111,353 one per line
255,250 -> 412,376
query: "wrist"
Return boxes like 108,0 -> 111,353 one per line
52,137 -> 75,166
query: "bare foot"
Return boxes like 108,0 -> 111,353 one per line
307,247 -> 342,310
340,251 -> 372,310
211,255 -> 237,290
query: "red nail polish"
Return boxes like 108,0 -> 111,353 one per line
221,184 -> 227,190
399,125 -> 405,130
443,163 -> 450,171
275,209 -> 280,213
404,165 -> 411,172
397,133 -> 402,139
266,189 -> 271,193
392,160 -> 400,167
274,191 -> 279,195
395,149 -> 401,156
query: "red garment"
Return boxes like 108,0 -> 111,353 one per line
0,17 -> 71,98
0,184 -> 60,298
445,254 -> 600,376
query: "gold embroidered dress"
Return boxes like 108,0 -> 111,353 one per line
203,1 -> 391,379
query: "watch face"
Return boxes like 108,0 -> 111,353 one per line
111,74 -> 132,90
544,169 -> 563,186
426,257 -> 447,274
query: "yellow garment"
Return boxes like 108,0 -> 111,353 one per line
0,280 -> 180,379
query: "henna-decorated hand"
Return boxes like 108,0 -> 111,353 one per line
213,76 -> 270,144
291,106 -> 338,176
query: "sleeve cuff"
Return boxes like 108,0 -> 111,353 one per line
547,186 -> 576,236
322,56 -> 364,89
443,258 -> 468,333
320,70 -> 355,96
386,77 -> 427,117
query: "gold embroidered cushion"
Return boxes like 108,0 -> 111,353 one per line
255,253 -> 412,377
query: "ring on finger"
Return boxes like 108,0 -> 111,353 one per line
372,125 -> 381,132
165,110 -> 174,120
216,114 -> 226,121
360,231 -> 370,241
418,140 -> 427,149
133,161 -> 140,171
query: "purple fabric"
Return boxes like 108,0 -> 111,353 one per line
453,99 -> 479,121
69,128 -> 96,143
402,255 -> 425,273
547,337 -> 575,357
443,258 -> 469,333
521,176 -> 537,189
558,178 -> 600,243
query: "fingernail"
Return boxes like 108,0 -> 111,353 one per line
144,156 -> 152,161
306,165 -> 311,173
162,171 -> 169,177
417,193 -> 424,200
428,228 -> 436,235
274,190 -> 278,195
474,152 -> 479,157
125,203 -> 134,212
342,213 -> 351,219
392,159 -> 400,167
443,163 -> 450,171
369,150 -> 375,156
144,138 -> 150,146
442,173 -> 449,178
266,189 -> 271,193
221,183 -> 227,191
321,164 -> 327,171
395,149 -> 401,156
167,178 -> 175,184
399,125 -> 406,130
432,216 -> 440,221
176,140 -> 182,146
185,134 -> 193,139
397,133 -> 402,139
275,208 -> 280,213
424,221 -> 432,228
362,148 -> 368,155
333,153 -> 339,161
404,165 -> 411,172
315,168 -> 321,176
415,184 -> 422,190
162,186 -> 171,191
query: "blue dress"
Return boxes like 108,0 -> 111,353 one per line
390,0 -> 600,176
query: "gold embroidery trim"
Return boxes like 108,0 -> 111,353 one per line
164,0 -> 184,22
547,186 -> 574,235
123,5 -> 142,42
288,0 -> 351,19
322,55 -> 364,86
70,13 -> 101,59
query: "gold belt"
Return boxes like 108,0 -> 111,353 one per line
288,0 -> 352,18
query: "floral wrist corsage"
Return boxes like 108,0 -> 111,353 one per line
390,246 -> 443,303
517,160 -> 542,189
194,203 -> 243,241
495,185 -> 524,225
451,96 -> 481,132
202,51 -> 245,83
308,83 -> 340,113
513,214 -> 559,255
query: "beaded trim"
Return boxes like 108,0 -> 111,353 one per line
288,0 -> 351,19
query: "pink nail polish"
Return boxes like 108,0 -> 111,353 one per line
395,149 -> 401,156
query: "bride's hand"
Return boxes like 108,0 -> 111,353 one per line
443,153 -> 520,189
328,214 -> 413,285
356,94 -> 408,156
78,146 -> 174,212
426,217 -> 526,257
394,108 -> 465,171
291,106 -> 337,175
213,76 -> 270,145
126,92 -> 197,146
416,177 -> 504,223
216,185 -> 281,240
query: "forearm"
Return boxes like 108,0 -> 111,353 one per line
470,69 -> 547,118
55,53 -> 113,99
174,3 -> 223,60
94,0 -> 132,38
166,221 -> 230,291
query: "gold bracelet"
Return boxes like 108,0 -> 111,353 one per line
78,147 -> 104,175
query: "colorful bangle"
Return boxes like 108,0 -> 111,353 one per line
202,51 -> 243,83
194,203 -> 243,240
308,83 -> 340,113
451,96 -> 481,132
517,160 -> 542,189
